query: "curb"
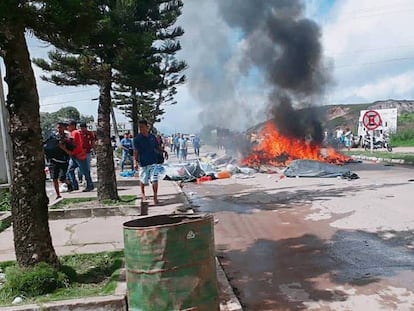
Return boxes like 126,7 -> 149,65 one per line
351,155 -> 414,165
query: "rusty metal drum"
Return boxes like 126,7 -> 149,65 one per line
123,214 -> 219,311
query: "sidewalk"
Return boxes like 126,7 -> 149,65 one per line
0,178 -> 190,262
0,148 -> 242,311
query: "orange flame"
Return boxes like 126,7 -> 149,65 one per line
242,122 -> 349,167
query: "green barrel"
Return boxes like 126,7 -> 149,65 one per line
123,214 -> 219,311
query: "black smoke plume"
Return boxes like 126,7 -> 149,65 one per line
218,0 -> 330,143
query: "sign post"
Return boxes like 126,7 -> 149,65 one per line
362,110 -> 382,153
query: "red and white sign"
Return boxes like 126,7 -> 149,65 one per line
362,110 -> 382,130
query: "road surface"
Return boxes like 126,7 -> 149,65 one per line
184,160 -> 414,310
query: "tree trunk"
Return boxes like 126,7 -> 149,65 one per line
131,88 -> 138,137
110,105 -> 120,145
1,25 -> 59,267
96,67 -> 119,201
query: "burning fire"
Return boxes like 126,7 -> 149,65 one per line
242,122 -> 350,167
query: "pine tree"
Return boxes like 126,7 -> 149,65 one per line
34,1 -> 161,201
114,0 -> 186,132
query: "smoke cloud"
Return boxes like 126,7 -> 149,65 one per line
217,0 -> 331,141
178,0 -> 330,139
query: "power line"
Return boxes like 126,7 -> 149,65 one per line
40,98 -> 97,106
337,1 -> 414,17
328,43 -> 414,57
40,89 -> 97,99
335,56 -> 414,69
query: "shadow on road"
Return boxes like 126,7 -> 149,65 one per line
219,229 -> 414,310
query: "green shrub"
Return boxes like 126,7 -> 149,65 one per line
391,129 -> 414,146
1,263 -> 69,298
0,189 -> 11,212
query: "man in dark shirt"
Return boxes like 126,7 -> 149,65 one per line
133,120 -> 162,204
43,122 -> 74,199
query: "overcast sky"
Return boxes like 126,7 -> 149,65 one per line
2,0 -> 414,134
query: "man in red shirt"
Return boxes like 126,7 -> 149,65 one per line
78,122 -> 95,183
67,120 -> 94,192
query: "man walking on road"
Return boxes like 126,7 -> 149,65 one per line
133,120 -> 162,204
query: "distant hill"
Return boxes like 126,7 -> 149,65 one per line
323,99 -> 414,132
247,100 -> 414,135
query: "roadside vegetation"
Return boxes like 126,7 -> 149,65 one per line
0,251 -> 123,306
390,113 -> 414,146
0,189 -> 11,212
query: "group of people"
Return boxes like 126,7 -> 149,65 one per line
44,121 -> 95,199
338,128 -> 354,151
46,119 -> 201,205
163,133 -> 201,162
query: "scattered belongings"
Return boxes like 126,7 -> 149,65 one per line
120,170 -> 136,178
163,152 -> 257,183
283,160 -> 359,179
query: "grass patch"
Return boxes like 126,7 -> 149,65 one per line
51,197 -> 96,209
102,195 -> 137,205
50,195 -> 136,209
345,151 -> 414,163
0,251 -> 124,306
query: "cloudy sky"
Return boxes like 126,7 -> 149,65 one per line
2,0 -> 414,134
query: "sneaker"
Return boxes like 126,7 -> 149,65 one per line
82,187 -> 94,192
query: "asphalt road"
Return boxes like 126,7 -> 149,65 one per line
184,159 -> 414,310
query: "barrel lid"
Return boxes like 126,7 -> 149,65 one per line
123,214 -> 212,229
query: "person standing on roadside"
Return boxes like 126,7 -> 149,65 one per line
173,133 -> 180,157
133,120 -> 162,204
67,120 -> 95,192
120,132 -> 134,172
178,133 -> 187,162
43,122 -> 75,199
344,128 -> 353,151
78,122 -> 95,184
192,135 -> 201,157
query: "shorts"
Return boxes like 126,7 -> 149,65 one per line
139,164 -> 162,185
49,161 -> 69,181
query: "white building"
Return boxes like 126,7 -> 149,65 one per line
87,121 -> 133,137
357,108 -> 398,139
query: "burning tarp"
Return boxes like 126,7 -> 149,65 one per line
284,160 -> 358,179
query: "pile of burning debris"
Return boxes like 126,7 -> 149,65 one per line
243,122 -> 352,168
163,122 -> 358,183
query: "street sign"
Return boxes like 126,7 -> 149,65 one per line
362,110 -> 382,130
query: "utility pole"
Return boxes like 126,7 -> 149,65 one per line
0,65 -> 12,186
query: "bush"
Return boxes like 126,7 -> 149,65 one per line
1,263 -> 69,298
0,189 -> 11,212
391,129 -> 414,146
